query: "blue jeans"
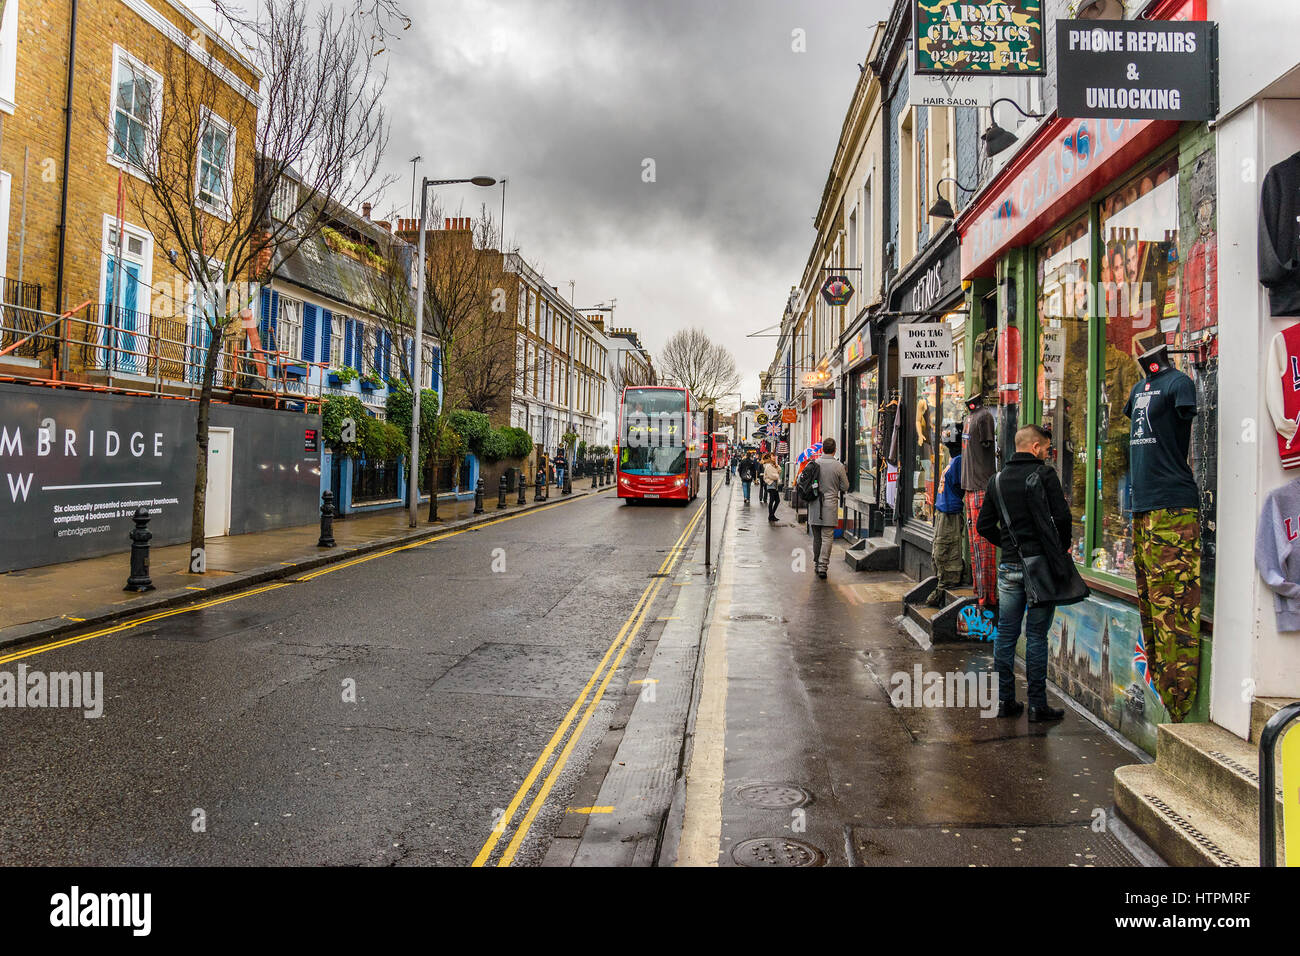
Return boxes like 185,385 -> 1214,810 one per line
994,562 -> 1056,708
741,479 -> 752,502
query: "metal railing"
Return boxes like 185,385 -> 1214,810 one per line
0,277 -> 51,360
0,301 -> 329,412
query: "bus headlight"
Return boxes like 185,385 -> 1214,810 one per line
673,478 -> 685,488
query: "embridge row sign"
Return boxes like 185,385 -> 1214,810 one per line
914,0 -> 1045,76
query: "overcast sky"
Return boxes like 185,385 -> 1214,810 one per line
357,0 -> 893,403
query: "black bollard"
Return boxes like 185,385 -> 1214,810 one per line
535,468 -> 545,502
605,458 -> 613,487
592,464 -> 600,490
498,472 -> 508,509
318,490 -> 337,547
474,477 -> 485,514
124,507 -> 156,592
517,468 -> 528,506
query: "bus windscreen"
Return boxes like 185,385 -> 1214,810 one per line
621,389 -> 689,476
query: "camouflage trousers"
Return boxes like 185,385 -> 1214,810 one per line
1133,507 -> 1202,722
933,509 -> 965,591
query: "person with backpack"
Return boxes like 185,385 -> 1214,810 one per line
975,423 -> 1082,722
762,454 -> 782,522
737,452 -> 757,504
801,437 -> 849,579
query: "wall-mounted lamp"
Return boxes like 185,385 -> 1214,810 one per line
928,176 -> 977,220
983,97 -> 1045,158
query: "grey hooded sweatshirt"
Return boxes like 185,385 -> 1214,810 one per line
1256,477 -> 1300,631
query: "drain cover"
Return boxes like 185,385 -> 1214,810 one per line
736,784 -> 813,809
732,837 -> 826,867
729,613 -> 782,622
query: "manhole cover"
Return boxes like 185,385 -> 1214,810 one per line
732,838 -> 826,867
729,613 -> 781,622
735,784 -> 813,809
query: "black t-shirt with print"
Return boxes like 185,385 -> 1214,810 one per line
1122,367 -> 1199,513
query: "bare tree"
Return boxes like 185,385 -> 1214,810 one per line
655,327 -> 740,406
99,0 -> 393,567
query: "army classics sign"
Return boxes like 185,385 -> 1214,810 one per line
1055,19 -> 1217,121
914,1 -> 1045,76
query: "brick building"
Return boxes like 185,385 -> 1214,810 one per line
1,0 -> 260,389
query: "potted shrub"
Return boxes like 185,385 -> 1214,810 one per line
360,371 -> 385,391
328,366 -> 358,387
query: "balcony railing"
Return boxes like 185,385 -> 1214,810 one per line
0,300 -> 328,412
0,276 -> 50,360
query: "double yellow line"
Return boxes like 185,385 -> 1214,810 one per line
0,491 -> 601,665
473,499 -> 707,867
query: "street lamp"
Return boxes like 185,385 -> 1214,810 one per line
409,174 -> 497,529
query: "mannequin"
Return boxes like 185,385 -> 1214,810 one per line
928,429 -> 966,606
962,391 -> 998,609
1123,344 -> 1201,722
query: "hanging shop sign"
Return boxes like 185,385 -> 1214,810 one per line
801,369 -> 832,389
909,37 -> 1041,107
913,0 -> 1045,76
781,408 -> 798,424
891,229 -> 963,315
820,274 -> 855,306
812,387 -> 837,400
1055,20 -> 1217,121
764,400 -> 781,418
756,411 -> 769,425
899,322 -> 955,377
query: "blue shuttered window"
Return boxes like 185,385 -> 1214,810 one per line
343,317 -> 354,369
302,304 -> 317,362
431,346 -> 441,392
321,309 -> 333,364
353,321 -> 365,371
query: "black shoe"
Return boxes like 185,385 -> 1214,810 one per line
817,570 -> 827,579
996,700 -> 1024,718
1028,704 -> 1065,723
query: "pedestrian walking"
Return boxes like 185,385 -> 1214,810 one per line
801,437 -> 849,579
554,447 -> 568,488
762,454 -> 782,523
737,452 -> 757,504
975,424 -> 1077,722
928,427 -> 965,607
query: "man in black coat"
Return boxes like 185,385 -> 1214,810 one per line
737,452 -> 757,505
976,423 -> 1072,723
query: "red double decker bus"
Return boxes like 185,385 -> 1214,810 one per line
709,433 -> 728,470
616,385 -> 699,504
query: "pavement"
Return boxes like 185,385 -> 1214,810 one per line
0,483 -> 592,651
563,479 -> 1162,868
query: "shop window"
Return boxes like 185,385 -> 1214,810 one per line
853,366 -> 878,497
1094,155 -> 1180,578
1035,216 -> 1091,561
909,313 -> 966,525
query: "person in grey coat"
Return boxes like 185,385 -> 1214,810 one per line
806,437 -> 850,579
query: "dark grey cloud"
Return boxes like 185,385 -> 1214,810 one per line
372,0 -> 892,394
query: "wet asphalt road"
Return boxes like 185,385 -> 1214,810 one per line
0,487 -> 710,866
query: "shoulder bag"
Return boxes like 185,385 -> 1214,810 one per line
992,470 -> 1090,608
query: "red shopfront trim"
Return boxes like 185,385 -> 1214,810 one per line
955,0 -> 1203,277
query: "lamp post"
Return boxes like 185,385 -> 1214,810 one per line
577,302 -> 617,482
408,174 -> 497,529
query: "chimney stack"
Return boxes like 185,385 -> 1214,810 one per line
362,202 -> 372,220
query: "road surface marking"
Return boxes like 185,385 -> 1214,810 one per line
0,583 -> 295,665
473,501 -> 707,867
296,493 -> 592,582
629,679 -> 658,685
498,575 -> 666,867
565,806 -> 614,814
